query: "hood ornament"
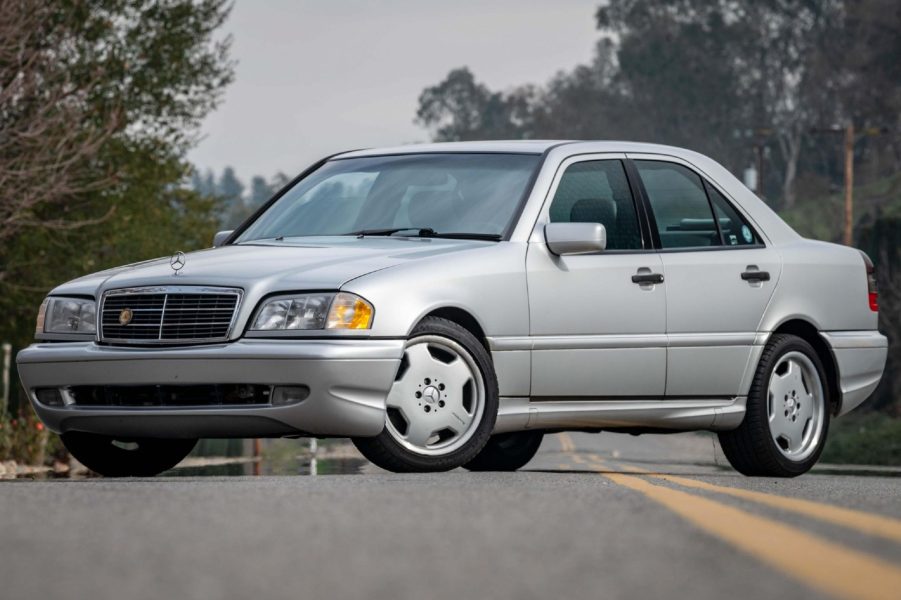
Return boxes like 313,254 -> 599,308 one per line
170,251 -> 186,276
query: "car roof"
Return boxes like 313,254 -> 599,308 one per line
334,140 -> 694,158
333,140 -> 800,246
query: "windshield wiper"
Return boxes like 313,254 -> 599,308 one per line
349,227 -> 502,241
351,227 -> 437,238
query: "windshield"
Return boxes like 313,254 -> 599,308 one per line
235,153 -> 541,242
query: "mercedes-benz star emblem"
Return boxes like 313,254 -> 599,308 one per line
422,386 -> 441,404
170,251 -> 186,275
118,308 -> 133,326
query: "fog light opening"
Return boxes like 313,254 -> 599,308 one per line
35,388 -> 63,407
271,386 -> 310,406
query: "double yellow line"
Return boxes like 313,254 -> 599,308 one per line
557,433 -> 901,600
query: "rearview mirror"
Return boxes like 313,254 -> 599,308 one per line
544,222 -> 606,255
213,230 -> 233,248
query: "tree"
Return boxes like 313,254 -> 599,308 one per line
0,1 -> 234,407
416,1 -> 901,208
0,1 -> 233,262
249,176 -> 272,210
219,166 -> 247,227
416,68 -> 534,141
857,217 -> 901,413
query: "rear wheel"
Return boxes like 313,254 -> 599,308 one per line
464,431 -> 544,472
718,334 -> 830,477
353,317 -> 498,472
61,432 -> 196,477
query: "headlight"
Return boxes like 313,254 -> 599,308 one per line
38,297 -> 96,334
250,292 -> 373,331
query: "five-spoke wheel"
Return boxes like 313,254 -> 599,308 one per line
384,336 -> 485,455
353,317 -> 498,472
766,351 -> 826,462
719,334 -> 830,477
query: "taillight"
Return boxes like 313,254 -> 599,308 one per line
860,251 -> 878,312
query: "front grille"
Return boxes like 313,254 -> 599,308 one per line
100,286 -> 241,344
69,384 -> 272,407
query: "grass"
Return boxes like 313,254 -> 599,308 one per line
821,412 -> 901,466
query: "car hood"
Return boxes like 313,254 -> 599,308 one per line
51,237 -> 493,298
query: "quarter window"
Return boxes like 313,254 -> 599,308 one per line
705,182 -> 760,246
635,160 -> 721,249
548,160 -> 643,250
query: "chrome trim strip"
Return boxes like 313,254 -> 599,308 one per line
100,285 -> 244,345
487,332 -> 760,352
493,396 -> 747,432
667,332 -> 758,347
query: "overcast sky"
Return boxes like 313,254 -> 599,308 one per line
188,0 -> 601,180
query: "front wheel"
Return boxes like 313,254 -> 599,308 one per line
464,431 -> 544,471
61,432 -> 197,477
718,334 -> 830,477
352,317 -> 498,472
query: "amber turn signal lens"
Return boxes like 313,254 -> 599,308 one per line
326,293 -> 374,329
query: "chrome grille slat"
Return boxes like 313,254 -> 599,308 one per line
100,286 -> 242,345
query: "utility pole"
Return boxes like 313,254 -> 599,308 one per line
810,123 -> 858,246
843,123 -> 854,246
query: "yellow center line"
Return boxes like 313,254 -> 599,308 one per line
577,454 -> 901,600
557,432 -> 576,453
595,457 -> 901,545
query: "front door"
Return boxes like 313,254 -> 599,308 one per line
527,156 -> 667,399
630,157 -> 781,397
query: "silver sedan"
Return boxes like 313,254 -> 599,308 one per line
17,141 -> 887,477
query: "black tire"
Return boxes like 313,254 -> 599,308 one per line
463,431 -> 544,472
352,317 -> 499,472
718,334 -> 831,477
61,432 -> 197,477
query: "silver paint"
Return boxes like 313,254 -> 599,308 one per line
18,140 -> 887,442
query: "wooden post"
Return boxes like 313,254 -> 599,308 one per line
1,342 -> 10,415
253,438 -> 261,476
843,123 -> 854,246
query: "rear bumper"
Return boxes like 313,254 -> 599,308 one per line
821,331 -> 888,415
16,339 -> 404,438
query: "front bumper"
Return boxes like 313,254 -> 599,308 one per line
16,339 -> 404,438
821,331 -> 888,415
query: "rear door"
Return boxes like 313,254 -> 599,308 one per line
526,155 -> 667,399
628,156 -> 780,397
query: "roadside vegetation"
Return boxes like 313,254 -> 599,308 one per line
0,0 -> 234,468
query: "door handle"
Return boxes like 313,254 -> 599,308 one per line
631,272 -> 664,285
741,269 -> 770,282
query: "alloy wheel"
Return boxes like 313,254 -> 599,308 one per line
384,335 -> 485,456
766,351 -> 826,461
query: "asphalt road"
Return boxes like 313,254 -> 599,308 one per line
2,432 -> 900,600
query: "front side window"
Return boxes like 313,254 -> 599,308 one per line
236,153 -> 541,242
635,160 -> 721,249
548,160 -> 643,250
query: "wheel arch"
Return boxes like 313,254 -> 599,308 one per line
769,318 -> 841,415
416,306 -> 489,351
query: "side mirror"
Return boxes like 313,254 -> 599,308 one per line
544,222 -> 607,256
212,230 -> 234,248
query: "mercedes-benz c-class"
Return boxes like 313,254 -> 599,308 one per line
17,141 -> 887,477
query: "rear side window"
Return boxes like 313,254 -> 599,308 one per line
635,160 -> 720,249
548,160 -> 643,250
705,182 -> 760,246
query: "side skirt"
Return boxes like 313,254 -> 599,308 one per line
492,396 -> 746,434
